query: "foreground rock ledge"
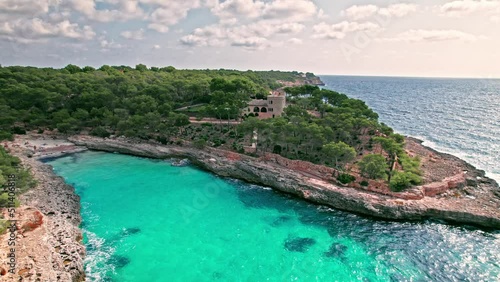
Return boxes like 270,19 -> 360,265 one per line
69,135 -> 500,229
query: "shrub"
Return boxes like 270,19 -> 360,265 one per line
193,139 -> 207,149
0,131 -> 13,141
358,154 -> 388,179
390,171 -> 422,192
0,193 -> 20,208
11,127 -> 26,135
213,140 -> 222,147
360,180 -> 369,186
337,173 -> 355,184
90,126 -> 111,138
56,122 -> 71,133
0,219 -> 9,235
157,136 -> 169,145
399,154 -> 422,175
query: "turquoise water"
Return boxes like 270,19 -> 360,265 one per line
47,151 -> 499,281
321,76 -> 500,183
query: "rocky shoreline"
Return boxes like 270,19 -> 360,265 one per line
69,135 -> 500,229
0,142 -> 85,281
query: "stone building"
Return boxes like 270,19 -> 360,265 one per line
242,91 -> 286,119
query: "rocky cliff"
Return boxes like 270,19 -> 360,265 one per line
70,136 -> 500,229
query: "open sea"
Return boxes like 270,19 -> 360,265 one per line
46,76 -> 500,281
321,76 -> 500,183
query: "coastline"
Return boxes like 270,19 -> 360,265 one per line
1,133 -> 498,279
67,135 -> 499,229
0,139 -> 85,281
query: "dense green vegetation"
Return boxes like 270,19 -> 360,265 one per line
0,146 -> 36,234
0,147 -> 35,206
0,65 -> 299,140
0,64 -> 422,192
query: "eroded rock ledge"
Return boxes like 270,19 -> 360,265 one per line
70,135 -> 500,229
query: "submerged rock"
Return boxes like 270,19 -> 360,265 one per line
284,237 -> 316,252
123,227 -> 141,235
108,255 -> 131,268
171,158 -> 190,167
271,215 -> 293,227
324,242 -> 348,258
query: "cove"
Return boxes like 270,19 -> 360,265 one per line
46,151 -> 500,281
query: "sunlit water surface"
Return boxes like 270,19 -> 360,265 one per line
321,76 -> 500,183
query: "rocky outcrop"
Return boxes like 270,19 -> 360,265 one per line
70,135 -> 500,229
0,150 -> 85,281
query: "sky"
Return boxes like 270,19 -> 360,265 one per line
0,0 -> 499,78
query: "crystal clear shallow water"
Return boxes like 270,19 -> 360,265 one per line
47,151 -> 499,282
321,76 -> 500,183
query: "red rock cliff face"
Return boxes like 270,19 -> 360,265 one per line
261,153 -> 335,181
421,173 -> 466,197
70,135 -> 500,229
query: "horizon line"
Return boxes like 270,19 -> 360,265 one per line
318,74 -> 500,80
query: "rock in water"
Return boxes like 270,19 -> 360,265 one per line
324,242 -> 348,258
284,237 -> 316,252
123,227 -> 141,235
271,215 -> 292,227
108,255 -> 130,268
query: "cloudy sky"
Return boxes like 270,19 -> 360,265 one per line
1,0 -> 499,77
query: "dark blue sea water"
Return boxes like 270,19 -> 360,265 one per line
321,76 -> 500,183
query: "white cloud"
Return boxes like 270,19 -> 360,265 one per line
342,5 -> 379,21
180,20 -> 305,49
312,21 -> 381,40
0,18 -> 95,43
262,0 -> 317,21
120,29 -> 144,40
287,37 -> 303,44
274,22 -> 305,34
379,29 -> 482,42
153,44 -> 161,49
148,23 -> 169,33
210,0 -> 317,22
379,3 -> 418,17
147,0 -> 201,32
342,3 -> 417,20
231,36 -> 269,49
317,8 -> 328,19
180,34 -> 209,47
100,38 -> 123,50
0,0 -> 52,15
67,0 -> 144,22
211,0 -> 264,19
440,0 -> 500,17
